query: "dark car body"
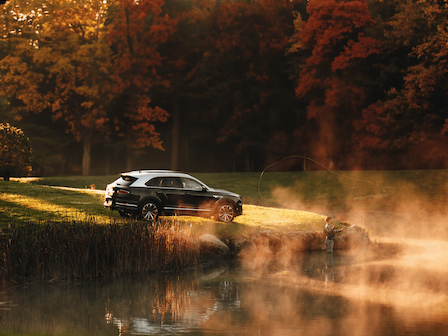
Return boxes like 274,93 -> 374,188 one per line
104,170 -> 243,222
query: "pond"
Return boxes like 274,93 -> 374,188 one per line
1,237 -> 448,336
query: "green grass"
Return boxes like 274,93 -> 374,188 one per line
5,169 -> 448,236
18,170 -> 448,212
0,181 -> 114,225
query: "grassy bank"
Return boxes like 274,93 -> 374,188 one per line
2,170 -> 448,288
1,175 -> 327,235
11,169 -> 448,213
7,169 -> 448,236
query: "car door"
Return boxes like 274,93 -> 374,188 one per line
179,177 -> 216,214
147,177 -> 184,211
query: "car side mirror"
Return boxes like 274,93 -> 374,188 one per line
202,186 -> 207,192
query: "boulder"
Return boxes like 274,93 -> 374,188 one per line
199,234 -> 230,257
334,224 -> 370,250
251,230 -> 283,253
198,224 -> 371,265
281,231 -> 323,252
234,237 -> 257,257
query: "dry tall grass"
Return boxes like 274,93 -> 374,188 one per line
0,218 -> 199,290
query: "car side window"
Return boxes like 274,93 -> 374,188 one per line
146,177 -> 181,188
181,178 -> 204,191
146,177 -> 161,186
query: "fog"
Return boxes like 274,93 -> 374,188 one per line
244,173 -> 448,329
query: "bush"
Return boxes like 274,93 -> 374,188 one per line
0,123 -> 32,181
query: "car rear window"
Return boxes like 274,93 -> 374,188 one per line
115,175 -> 137,186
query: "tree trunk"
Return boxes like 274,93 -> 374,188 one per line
126,150 -> 133,171
82,129 -> 93,176
170,98 -> 180,171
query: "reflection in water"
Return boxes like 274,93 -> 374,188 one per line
1,238 -> 448,335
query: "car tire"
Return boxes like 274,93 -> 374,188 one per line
215,202 -> 235,223
139,201 -> 160,221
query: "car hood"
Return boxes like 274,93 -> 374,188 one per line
212,188 -> 241,198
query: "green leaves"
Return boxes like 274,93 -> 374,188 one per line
0,123 -> 32,180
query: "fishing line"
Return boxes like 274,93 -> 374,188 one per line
258,155 -> 378,199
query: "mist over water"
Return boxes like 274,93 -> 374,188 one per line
263,171 -> 448,334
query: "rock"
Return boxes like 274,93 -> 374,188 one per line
199,224 -> 371,265
255,230 -> 282,253
334,224 -> 370,250
199,234 -> 230,257
280,231 -> 323,252
234,238 -> 257,257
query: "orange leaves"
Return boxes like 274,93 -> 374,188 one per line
301,0 -> 377,66
295,0 -> 381,119
332,35 -> 382,71
354,101 -> 389,149
107,0 -> 177,96
295,69 -> 321,99
210,0 -> 290,57
119,96 -> 170,150
105,0 -> 174,153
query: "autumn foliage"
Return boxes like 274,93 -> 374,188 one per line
1,0 -> 448,173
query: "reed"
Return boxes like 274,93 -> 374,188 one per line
0,217 -> 200,290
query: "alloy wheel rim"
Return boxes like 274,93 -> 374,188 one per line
218,204 -> 234,222
142,203 -> 158,221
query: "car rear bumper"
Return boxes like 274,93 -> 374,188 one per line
104,198 -> 138,212
104,198 -> 114,209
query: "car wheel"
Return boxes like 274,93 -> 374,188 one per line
140,201 -> 160,221
216,203 -> 235,223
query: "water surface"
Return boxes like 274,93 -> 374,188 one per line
1,238 -> 448,335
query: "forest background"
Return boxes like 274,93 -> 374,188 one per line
1,0 -> 448,176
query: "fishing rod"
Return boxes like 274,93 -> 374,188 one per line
257,155 -> 379,199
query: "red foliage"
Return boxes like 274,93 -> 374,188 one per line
107,0 -> 178,90
210,0 -> 290,58
300,0 -> 376,66
354,101 -> 389,149
332,34 -> 382,71
295,0 -> 381,115
107,0 -> 175,150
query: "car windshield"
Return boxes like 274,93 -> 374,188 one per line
181,177 -> 205,191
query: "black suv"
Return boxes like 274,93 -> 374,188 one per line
104,170 -> 243,222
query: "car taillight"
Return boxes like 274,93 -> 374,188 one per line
117,189 -> 130,195
105,186 -> 114,198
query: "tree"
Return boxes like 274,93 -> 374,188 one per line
0,0 -> 113,176
106,0 -> 176,170
0,123 -> 32,181
356,0 -> 448,168
290,0 -> 382,169
187,0 -> 297,171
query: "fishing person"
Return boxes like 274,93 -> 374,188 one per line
324,217 -> 345,253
